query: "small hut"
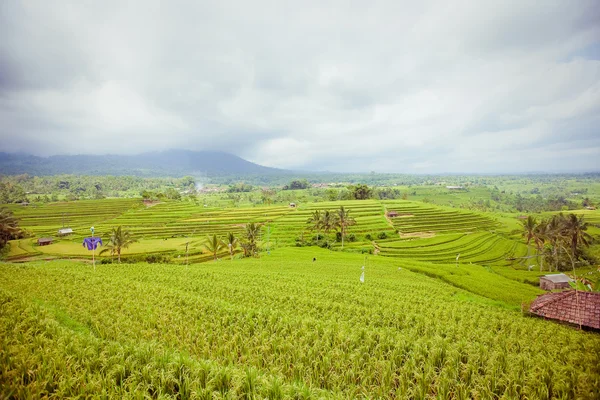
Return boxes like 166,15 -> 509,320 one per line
58,228 -> 73,236
530,291 -> 600,329
387,211 -> 399,218
37,238 -> 53,246
540,274 -> 573,290
289,202 -> 297,208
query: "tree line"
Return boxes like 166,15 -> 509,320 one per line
305,206 -> 357,248
520,213 -> 594,272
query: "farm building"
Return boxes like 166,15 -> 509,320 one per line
289,202 -> 297,208
387,211 -> 399,217
20,201 -> 29,206
37,238 -> 53,246
58,228 -> 73,236
446,186 -> 465,190
540,273 -> 573,290
530,291 -> 600,329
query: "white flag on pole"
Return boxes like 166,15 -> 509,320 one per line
360,271 -> 365,283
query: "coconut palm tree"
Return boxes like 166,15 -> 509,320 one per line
334,206 -> 356,249
203,234 -> 225,261
225,232 -> 238,260
320,210 -> 337,236
545,214 -> 565,272
306,210 -> 322,240
241,222 -> 261,257
533,220 -> 548,272
520,216 -> 537,265
100,226 -> 137,263
561,214 -> 592,271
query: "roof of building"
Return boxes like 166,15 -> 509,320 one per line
38,237 -> 53,243
530,291 -> 600,329
541,273 -> 573,283
58,228 -> 73,234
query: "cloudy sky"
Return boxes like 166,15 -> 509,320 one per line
1,1 -> 599,173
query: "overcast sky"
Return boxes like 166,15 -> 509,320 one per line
1,1 -> 599,173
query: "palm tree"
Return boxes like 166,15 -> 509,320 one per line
242,222 -> 261,257
99,226 -> 137,263
203,234 -> 225,261
334,206 -> 356,249
545,214 -> 565,272
561,214 -> 592,271
533,220 -> 547,272
225,232 -> 238,260
306,210 -> 322,240
0,207 -> 23,250
520,216 -> 537,266
320,210 -> 337,236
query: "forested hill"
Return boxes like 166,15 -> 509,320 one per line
0,150 -> 291,177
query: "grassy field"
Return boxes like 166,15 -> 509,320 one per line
2,194 -> 600,398
1,248 -> 599,399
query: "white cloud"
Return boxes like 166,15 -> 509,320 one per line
0,0 -> 599,172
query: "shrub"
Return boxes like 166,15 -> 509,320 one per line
377,232 -> 388,239
365,234 -> 373,241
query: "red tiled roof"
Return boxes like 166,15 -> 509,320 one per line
530,291 -> 600,329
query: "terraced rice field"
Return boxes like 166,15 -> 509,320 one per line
382,201 -> 500,235
377,232 -> 527,266
6,198 -> 528,266
1,249 -> 598,399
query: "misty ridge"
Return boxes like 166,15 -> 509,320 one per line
0,150 -> 292,177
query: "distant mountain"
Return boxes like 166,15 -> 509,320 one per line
0,150 -> 292,177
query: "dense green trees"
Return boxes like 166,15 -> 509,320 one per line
306,206 -> 357,248
0,208 -> 25,251
283,179 -> 310,190
348,184 -> 373,200
520,213 -> 594,271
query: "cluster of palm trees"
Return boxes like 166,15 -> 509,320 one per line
520,213 -> 593,272
306,206 -> 356,248
203,222 -> 261,261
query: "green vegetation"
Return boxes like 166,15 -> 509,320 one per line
517,213 -> 594,272
99,226 -> 138,263
0,207 -> 26,253
1,173 -> 599,398
1,249 -> 599,398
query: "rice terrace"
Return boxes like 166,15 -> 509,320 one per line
2,1 -> 600,398
1,172 -> 600,399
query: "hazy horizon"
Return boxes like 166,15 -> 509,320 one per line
1,1 -> 599,174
